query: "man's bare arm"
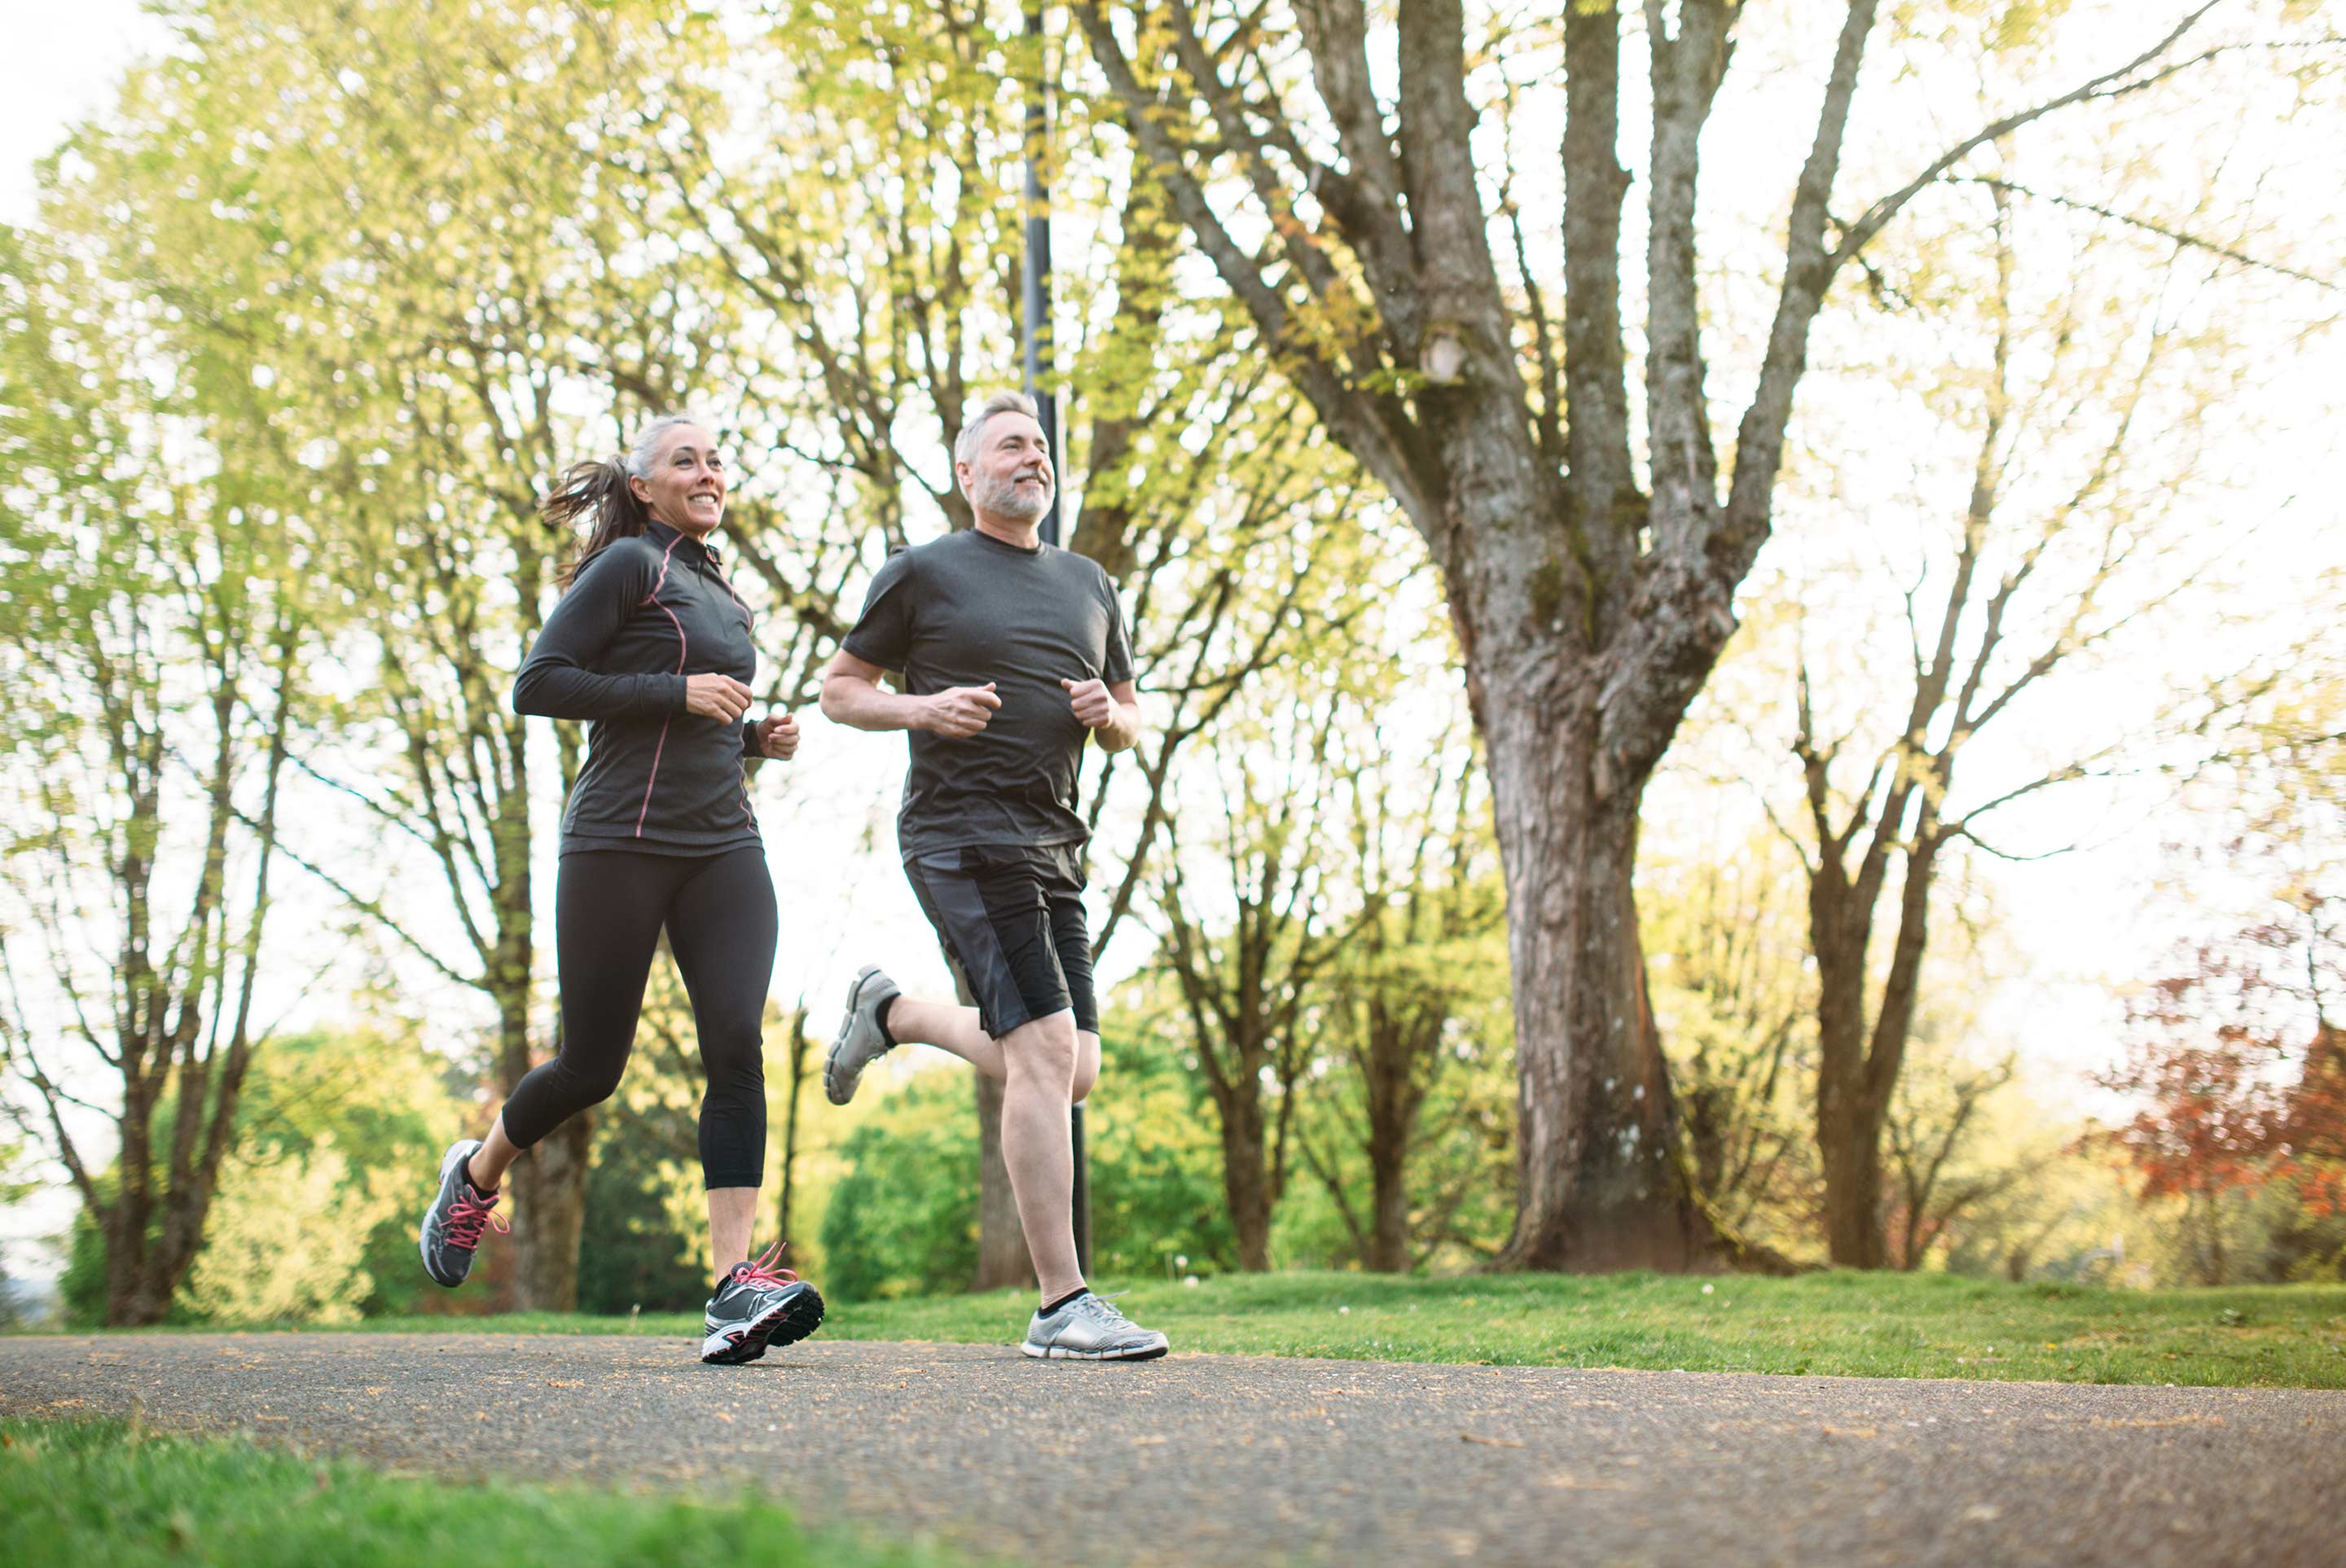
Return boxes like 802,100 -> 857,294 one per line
821,650 -> 1000,738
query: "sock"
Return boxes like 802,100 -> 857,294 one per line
1041,1287 -> 1088,1317
876,995 -> 898,1048
463,1157 -> 497,1197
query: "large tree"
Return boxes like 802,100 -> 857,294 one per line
87,0 -> 739,1308
1749,62 -> 2331,1263
0,227 -> 307,1325
1074,0 -> 2283,1267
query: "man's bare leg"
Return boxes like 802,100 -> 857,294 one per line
992,1011 -> 1084,1302
884,997 -> 1007,1078
885,1000 -> 1086,1301
843,986 -> 1114,1315
887,999 -> 1102,1103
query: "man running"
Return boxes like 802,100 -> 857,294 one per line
819,390 -> 1167,1361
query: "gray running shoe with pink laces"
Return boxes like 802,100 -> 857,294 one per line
418,1139 -> 507,1288
702,1243 -> 826,1365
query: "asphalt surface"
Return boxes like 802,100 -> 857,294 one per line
3,1333 -> 2341,1567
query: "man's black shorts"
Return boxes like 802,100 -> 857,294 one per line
903,842 -> 1098,1038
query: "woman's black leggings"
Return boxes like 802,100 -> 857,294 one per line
500,845 -> 777,1189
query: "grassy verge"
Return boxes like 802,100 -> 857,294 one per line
0,1418 -> 976,1568
29,1272 -> 2346,1388
838,1270 -> 2346,1387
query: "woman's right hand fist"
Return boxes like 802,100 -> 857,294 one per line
685,674 -> 753,722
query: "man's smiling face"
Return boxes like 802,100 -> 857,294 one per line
960,411 -> 1053,523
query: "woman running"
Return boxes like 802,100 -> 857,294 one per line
415,414 -> 823,1365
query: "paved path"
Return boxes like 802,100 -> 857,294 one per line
3,1333 -> 2341,1566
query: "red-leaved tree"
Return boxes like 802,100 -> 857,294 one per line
2102,890 -> 2346,1228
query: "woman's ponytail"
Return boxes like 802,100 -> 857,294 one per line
545,457 -> 648,589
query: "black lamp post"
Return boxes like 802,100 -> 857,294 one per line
1021,2 -> 1059,535
1021,0 -> 1091,1277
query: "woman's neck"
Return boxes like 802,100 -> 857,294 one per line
652,509 -> 718,542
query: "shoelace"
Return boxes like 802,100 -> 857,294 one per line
731,1241 -> 802,1291
444,1187 -> 508,1251
1070,1291 -> 1137,1327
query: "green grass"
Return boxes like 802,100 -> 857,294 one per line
0,1417 -> 978,1568
59,1270 -> 2346,1389
855,1270 -> 2346,1387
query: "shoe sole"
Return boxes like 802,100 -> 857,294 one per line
1018,1339 -> 1171,1362
418,1234 -> 465,1289
418,1140 -> 483,1289
824,966 -> 887,1105
701,1285 -> 827,1365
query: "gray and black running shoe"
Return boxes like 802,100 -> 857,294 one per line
418,1139 -> 506,1288
824,964 -> 902,1105
702,1242 -> 826,1365
1020,1292 -> 1170,1362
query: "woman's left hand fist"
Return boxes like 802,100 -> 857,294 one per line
757,713 -> 800,760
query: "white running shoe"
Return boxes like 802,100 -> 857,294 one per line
824,964 -> 902,1105
1021,1292 -> 1170,1361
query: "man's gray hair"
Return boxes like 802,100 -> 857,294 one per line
625,413 -> 715,477
952,390 -> 1042,481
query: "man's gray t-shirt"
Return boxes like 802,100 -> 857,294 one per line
841,526 -> 1135,857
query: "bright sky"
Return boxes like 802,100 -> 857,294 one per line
3,4 -> 2339,1278
0,0 -> 170,226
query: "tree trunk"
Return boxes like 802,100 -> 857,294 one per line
104,1081 -> 157,1325
1484,670 -> 1721,1271
775,1007 -> 810,1246
1359,1001 -> 1418,1274
498,972 -> 586,1311
1811,859 -> 1884,1267
1807,792 -> 1947,1268
973,1072 -> 1035,1291
483,745 -> 591,1310
1219,1088 -> 1274,1272
1683,1082 -> 1733,1207
511,1115 -> 591,1311
113,1278 -> 171,1329
1817,1092 -> 1887,1270
106,1203 -> 165,1328
1807,896 -> 1900,1268
1364,1129 -> 1411,1274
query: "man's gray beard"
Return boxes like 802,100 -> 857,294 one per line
973,470 -> 1051,521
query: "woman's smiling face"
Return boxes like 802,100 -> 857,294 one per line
631,423 -> 726,534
